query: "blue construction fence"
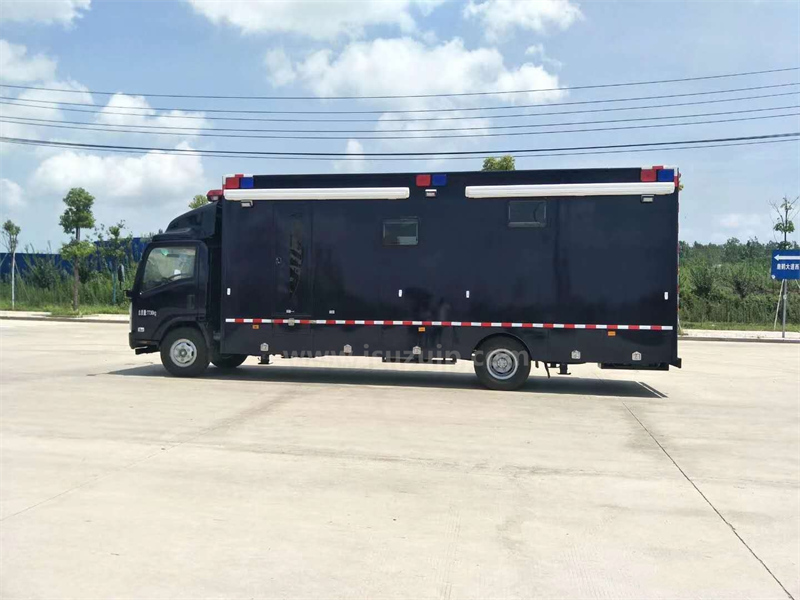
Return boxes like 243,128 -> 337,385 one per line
0,238 -> 148,278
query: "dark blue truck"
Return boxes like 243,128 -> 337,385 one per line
128,166 -> 681,390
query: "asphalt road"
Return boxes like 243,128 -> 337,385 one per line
1,320 -> 798,599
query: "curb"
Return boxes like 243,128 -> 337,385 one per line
0,315 -> 127,325
3,314 -> 798,343
679,335 -> 800,344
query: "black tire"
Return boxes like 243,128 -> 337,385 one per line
474,337 -> 531,391
160,327 -> 209,377
211,353 -> 247,370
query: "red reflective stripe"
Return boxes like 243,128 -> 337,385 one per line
441,321 -> 452,326
365,320 -> 375,325
564,323 -> 575,329
422,321 -> 433,326
522,323 -> 533,328
299,319 -> 311,324
607,324 -> 618,329
544,323 -> 554,328
345,320 -> 355,325
651,325 -> 663,331
326,320 -> 336,325
585,324 -> 597,329
629,325 -> 640,330
235,318 -> 244,324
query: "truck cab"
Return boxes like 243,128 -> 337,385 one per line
127,201 -> 232,375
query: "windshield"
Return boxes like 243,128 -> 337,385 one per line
141,246 -> 196,292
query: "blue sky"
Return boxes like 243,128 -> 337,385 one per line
0,0 -> 798,248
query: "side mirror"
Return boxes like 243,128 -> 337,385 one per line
124,289 -> 133,299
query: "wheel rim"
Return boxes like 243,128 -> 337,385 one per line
486,348 -> 519,380
170,339 -> 197,367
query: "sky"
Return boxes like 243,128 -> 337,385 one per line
0,0 -> 798,249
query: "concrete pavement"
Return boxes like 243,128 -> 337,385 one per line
0,320 -> 798,599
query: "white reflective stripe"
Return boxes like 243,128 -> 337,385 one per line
224,318 -> 675,330
225,187 -> 410,201
465,181 -> 675,198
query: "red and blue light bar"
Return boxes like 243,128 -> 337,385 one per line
641,166 -> 679,186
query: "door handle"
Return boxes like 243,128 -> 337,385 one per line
275,257 -> 282,265
187,294 -> 195,309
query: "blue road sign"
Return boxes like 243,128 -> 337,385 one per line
772,249 -> 800,280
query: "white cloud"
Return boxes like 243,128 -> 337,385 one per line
0,178 -> 25,210
93,93 -> 211,134
714,212 -> 773,241
334,139 -> 367,173
0,40 -> 57,83
31,142 -> 206,205
0,0 -> 91,25
464,0 -> 582,41
264,49 -> 297,87
0,79 -> 95,152
185,0 -> 444,40
271,37 -> 565,106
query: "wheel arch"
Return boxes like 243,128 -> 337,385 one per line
156,319 -> 211,350
473,332 -> 532,359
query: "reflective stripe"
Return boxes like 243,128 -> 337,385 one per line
224,318 -> 673,330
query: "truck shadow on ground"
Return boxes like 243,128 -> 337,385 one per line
106,363 -> 667,399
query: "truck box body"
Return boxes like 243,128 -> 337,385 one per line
215,167 -> 679,368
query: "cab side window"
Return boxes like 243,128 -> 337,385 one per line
141,246 -> 196,292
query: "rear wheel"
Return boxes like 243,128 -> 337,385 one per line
211,353 -> 247,370
161,327 -> 209,377
474,337 -> 531,391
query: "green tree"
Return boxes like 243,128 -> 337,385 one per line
189,194 -> 209,209
2,220 -> 21,309
482,156 -> 516,171
771,196 -> 798,250
96,221 -> 133,304
59,187 -> 96,310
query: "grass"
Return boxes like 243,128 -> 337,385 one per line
0,300 -> 129,315
682,321 -> 800,333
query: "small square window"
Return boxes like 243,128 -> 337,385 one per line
383,218 -> 419,246
508,200 -> 546,228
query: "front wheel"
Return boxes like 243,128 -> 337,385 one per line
211,353 -> 247,370
161,327 -> 209,377
474,337 -> 531,391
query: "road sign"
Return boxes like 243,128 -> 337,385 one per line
772,249 -> 800,280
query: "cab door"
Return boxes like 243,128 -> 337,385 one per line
131,242 -> 207,341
